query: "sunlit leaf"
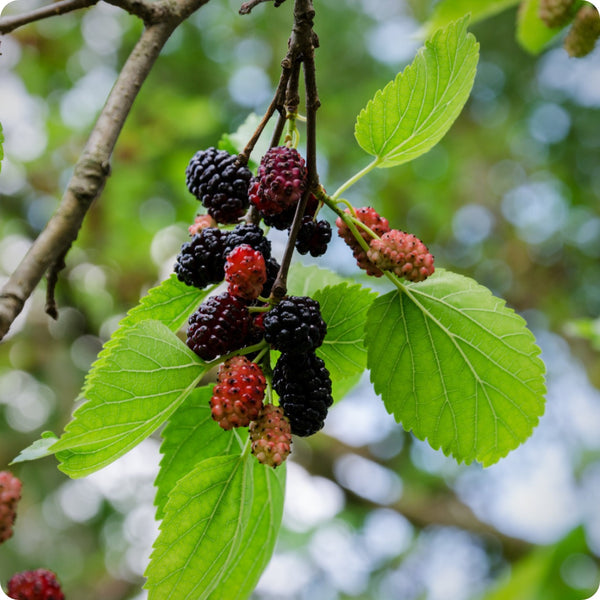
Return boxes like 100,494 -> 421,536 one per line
365,270 -> 546,465
51,320 -> 206,477
145,454 -> 254,600
424,0 -> 519,35
213,465 -> 285,600
313,283 -> 377,382
355,17 -> 479,168
154,386 -> 243,520
517,0 -> 566,54
287,263 -> 347,297
11,431 -> 59,464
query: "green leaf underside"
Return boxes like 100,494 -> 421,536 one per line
517,0 -> 564,54
313,283 -> 378,382
212,465 -> 285,600
354,16 -> 479,168
424,0 -> 519,35
154,386 -> 243,520
331,371 -> 363,405
146,454 -> 282,600
287,263 -> 347,297
51,320 -> 206,477
122,274 -> 210,330
365,270 -> 546,466
11,431 -> 59,464
219,113 -> 275,172
81,275 -> 210,400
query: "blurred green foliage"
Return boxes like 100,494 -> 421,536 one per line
1,1 -> 600,599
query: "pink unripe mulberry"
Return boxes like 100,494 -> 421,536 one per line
367,229 -> 435,282
0,471 -> 22,545
336,207 -> 390,277
249,404 -> 292,468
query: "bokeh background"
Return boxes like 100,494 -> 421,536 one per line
1,0 -> 600,598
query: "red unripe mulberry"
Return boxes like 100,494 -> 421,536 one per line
224,244 -> 267,300
210,356 -> 266,430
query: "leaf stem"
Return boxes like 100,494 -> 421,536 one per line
330,157 -> 380,200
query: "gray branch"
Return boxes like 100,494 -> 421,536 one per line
0,0 -> 211,340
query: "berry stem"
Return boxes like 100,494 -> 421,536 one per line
330,157 -> 380,200
318,189 -> 375,255
270,0 -> 320,302
239,66 -> 292,166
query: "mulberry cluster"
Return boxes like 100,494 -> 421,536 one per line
0,471 -> 22,545
7,569 -> 64,600
177,143 -> 438,467
186,147 -> 252,224
273,352 -> 333,437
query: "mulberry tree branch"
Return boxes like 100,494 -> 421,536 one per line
0,0 -> 212,341
0,0 -> 98,33
0,0 -> 164,33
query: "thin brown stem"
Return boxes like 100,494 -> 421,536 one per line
270,0 -> 317,301
269,110 -> 287,148
239,66 -> 292,165
239,0 -> 272,14
0,0 -> 98,34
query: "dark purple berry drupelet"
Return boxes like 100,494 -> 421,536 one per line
261,257 -> 280,298
186,293 -> 251,361
7,569 -> 64,600
174,227 -> 229,289
222,223 -> 271,261
250,147 -> 307,217
263,296 -> 326,354
273,351 -> 333,437
185,147 -> 252,224
295,217 -> 332,257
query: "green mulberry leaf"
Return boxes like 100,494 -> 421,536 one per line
51,320 -> 207,477
355,17 -> 479,168
145,454 -> 254,599
365,270 -> 546,466
211,464 -> 285,600
154,386 -> 243,520
517,0 -> 566,54
313,283 -> 378,382
424,0 -> 519,35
